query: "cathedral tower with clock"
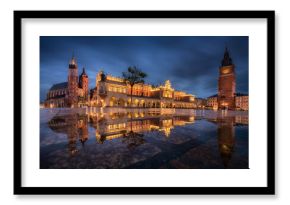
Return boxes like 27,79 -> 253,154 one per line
218,47 -> 236,110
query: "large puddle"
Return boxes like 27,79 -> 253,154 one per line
40,109 -> 248,169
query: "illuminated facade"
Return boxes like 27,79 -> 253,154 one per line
195,98 -> 207,109
235,93 -> 249,111
44,56 -> 89,108
44,56 -> 195,109
206,94 -> 218,110
207,93 -> 248,111
90,70 -> 195,109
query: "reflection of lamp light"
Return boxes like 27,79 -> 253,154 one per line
164,127 -> 171,137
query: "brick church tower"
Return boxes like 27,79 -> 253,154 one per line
218,47 -> 236,110
79,67 -> 89,101
67,55 -> 79,107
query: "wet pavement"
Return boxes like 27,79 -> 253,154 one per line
40,109 -> 248,169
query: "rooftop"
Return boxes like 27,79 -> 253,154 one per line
207,94 -> 218,98
49,82 -> 68,91
235,93 -> 248,96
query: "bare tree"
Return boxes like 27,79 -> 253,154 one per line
122,66 -> 147,107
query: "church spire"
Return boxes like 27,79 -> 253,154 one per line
69,53 -> 77,69
81,67 -> 87,76
221,46 -> 233,66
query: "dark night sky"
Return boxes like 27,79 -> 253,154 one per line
40,36 -> 248,102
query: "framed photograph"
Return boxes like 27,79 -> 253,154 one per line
14,10 -> 275,195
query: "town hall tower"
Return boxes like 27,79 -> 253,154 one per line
218,47 -> 236,110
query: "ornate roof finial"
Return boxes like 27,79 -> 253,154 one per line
97,68 -> 106,81
81,67 -> 87,76
165,80 -> 171,88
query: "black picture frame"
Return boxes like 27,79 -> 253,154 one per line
14,10 -> 275,195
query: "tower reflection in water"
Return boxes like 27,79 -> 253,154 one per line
48,114 -> 89,156
218,118 -> 235,168
46,111 -> 248,168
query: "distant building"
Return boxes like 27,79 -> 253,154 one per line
206,93 -> 248,111
218,47 -> 236,110
195,98 -> 207,109
44,56 -> 89,108
235,93 -> 249,111
206,94 -> 218,110
40,102 -> 45,108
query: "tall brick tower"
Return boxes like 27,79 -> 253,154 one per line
79,67 -> 89,101
67,55 -> 79,107
218,47 -> 236,110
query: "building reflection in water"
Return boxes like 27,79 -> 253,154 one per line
48,114 -> 88,156
90,112 -> 196,144
47,111 -> 248,168
48,112 -> 196,153
208,114 -> 248,168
